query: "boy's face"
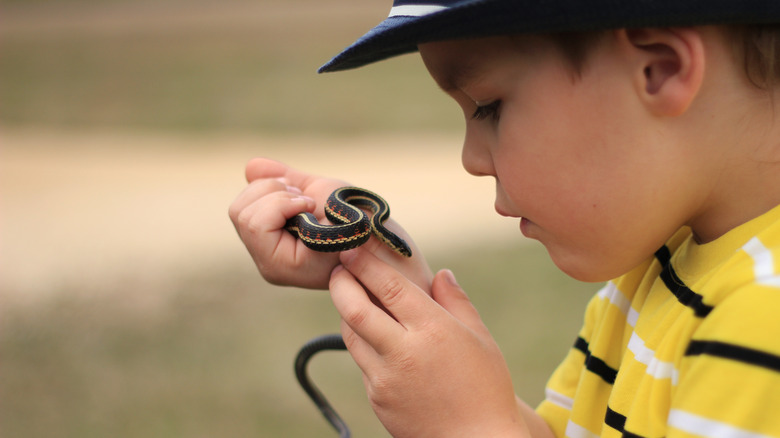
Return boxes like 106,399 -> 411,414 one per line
420,35 -> 702,282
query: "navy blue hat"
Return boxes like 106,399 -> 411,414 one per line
320,0 -> 780,73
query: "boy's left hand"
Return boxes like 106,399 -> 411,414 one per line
330,247 -> 528,438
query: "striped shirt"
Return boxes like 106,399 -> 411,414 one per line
537,204 -> 780,438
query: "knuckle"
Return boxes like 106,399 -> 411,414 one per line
377,276 -> 406,307
342,303 -> 371,329
239,208 -> 265,236
234,206 -> 252,229
389,349 -> 417,374
227,203 -> 241,224
341,329 -> 361,351
259,266 -> 285,285
420,323 -> 449,351
368,373 -> 396,398
366,370 -> 403,406
365,352 -> 417,410
366,375 -> 394,409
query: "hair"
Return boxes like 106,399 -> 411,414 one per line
730,24 -> 780,90
546,25 -> 780,90
546,30 -> 609,76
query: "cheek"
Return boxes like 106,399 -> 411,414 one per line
492,141 -> 597,215
486,79 -> 687,281
491,142 -> 651,277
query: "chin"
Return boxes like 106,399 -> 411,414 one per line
543,246 -> 620,283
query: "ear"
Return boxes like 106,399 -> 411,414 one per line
618,28 -> 705,117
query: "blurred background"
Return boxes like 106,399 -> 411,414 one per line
1,0 -> 595,436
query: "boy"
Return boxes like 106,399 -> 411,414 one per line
229,1 -> 780,436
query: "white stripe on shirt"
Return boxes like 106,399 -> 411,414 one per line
545,387 -> 574,411
599,283 -> 681,384
598,282 -> 639,327
627,332 -> 680,384
743,237 -> 780,288
565,420 -> 600,438
668,409 -> 773,438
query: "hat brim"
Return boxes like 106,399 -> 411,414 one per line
319,0 -> 780,73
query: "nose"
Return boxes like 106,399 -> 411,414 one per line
461,126 -> 495,177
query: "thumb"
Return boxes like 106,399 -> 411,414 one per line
431,269 -> 487,333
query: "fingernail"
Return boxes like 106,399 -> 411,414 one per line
442,269 -> 458,286
291,197 -> 314,211
293,195 -> 314,204
339,248 -> 358,265
286,185 -> 302,194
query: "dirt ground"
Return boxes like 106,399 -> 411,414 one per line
1,129 -> 521,304
1,1 -> 524,305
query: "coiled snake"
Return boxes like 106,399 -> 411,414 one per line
285,186 -> 412,257
286,186 -> 411,437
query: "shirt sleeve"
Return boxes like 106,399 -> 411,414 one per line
536,284 -> 610,438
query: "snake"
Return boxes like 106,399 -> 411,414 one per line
286,187 -> 412,437
285,186 -> 412,257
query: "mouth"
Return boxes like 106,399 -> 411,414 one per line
495,203 -> 535,238
494,203 -> 517,218
519,217 -> 532,236
494,198 -> 522,218
493,184 -> 520,218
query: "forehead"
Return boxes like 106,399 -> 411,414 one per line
418,36 -> 539,92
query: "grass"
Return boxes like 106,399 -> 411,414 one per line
1,242 -> 596,438
1,0 -> 461,135
2,1 -> 599,436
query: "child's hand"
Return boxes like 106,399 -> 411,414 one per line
229,158 -> 432,290
330,247 -> 530,438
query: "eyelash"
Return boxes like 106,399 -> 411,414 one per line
471,100 -> 502,121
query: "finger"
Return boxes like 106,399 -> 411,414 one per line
231,190 -> 315,259
236,190 -> 328,285
247,190 -> 315,232
229,178 -> 289,223
245,158 -> 289,183
338,319 -> 384,374
329,265 -> 406,355
430,269 -> 489,336
338,248 -> 434,329
245,157 -> 326,193
229,179 -> 314,230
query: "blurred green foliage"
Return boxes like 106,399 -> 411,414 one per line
1,0 -> 461,134
1,1 -> 599,437
1,243 -> 596,437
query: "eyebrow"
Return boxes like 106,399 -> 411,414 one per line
434,59 -> 483,93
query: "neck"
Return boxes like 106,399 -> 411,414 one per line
688,93 -> 780,243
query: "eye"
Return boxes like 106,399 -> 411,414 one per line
471,100 -> 502,122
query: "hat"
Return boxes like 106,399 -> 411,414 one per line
319,0 -> 780,73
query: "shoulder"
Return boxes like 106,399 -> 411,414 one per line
672,281 -> 780,436
692,281 -> 780,357
691,221 -> 780,360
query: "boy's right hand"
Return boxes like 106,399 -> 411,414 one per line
228,158 -> 432,291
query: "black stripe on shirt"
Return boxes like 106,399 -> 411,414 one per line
574,337 -> 618,384
604,406 -> 652,438
605,406 -> 626,432
655,246 -> 714,317
686,340 -> 780,373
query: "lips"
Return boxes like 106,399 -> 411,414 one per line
519,217 -> 533,237
493,183 -> 520,218
494,202 -> 518,217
